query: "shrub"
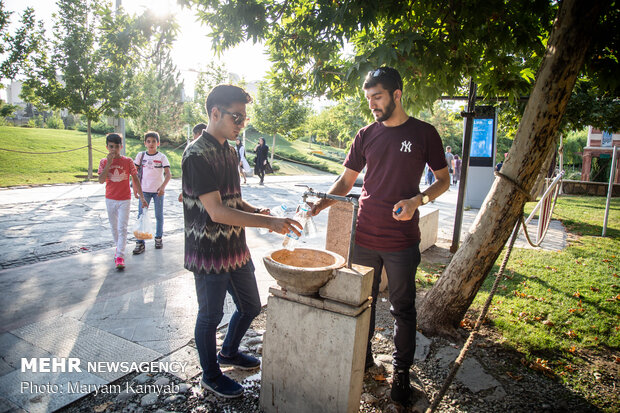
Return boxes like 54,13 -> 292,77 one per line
27,116 -> 44,128
45,114 -> 64,129
77,118 -> 114,134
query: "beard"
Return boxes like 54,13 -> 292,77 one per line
375,97 -> 396,122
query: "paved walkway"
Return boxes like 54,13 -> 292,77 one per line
0,175 -> 567,412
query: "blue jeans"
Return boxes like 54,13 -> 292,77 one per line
137,192 -> 164,241
353,242 -> 421,370
426,169 -> 435,185
194,260 -> 262,380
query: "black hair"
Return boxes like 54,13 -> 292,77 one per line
363,66 -> 403,95
205,85 -> 252,119
144,131 -> 160,143
192,123 -> 207,135
106,133 -> 122,145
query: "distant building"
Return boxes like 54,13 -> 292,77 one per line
5,80 -> 68,123
581,126 -> 620,183
6,80 -> 26,108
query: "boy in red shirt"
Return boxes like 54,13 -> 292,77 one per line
98,133 -> 148,270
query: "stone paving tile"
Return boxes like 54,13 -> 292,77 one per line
0,395 -> 27,413
0,334 -> 54,378
159,345 -> 201,382
0,369 -> 106,413
134,338 -> 192,357
0,361 -> 11,380
0,177 -> 335,268
11,316 -> 161,382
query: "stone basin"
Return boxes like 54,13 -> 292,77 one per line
263,248 -> 346,295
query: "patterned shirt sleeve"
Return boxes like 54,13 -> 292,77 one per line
183,153 -> 218,198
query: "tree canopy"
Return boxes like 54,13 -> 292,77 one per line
21,0 -> 167,178
129,12 -> 185,141
181,0 -> 618,131
0,0 -> 43,82
250,82 -> 309,163
305,99 -> 366,149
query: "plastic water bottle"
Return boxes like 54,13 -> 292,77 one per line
272,203 -> 288,217
304,215 -> 317,238
258,204 -> 289,234
282,203 -> 310,250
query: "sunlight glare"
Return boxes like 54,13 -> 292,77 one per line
125,0 -> 176,18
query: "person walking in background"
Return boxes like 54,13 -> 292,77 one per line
98,133 -> 148,270
445,146 -> 454,186
496,152 -> 508,171
182,84 -> 301,399
452,154 -> 462,185
236,138 -> 250,184
310,67 -> 450,406
192,123 -> 208,141
425,164 -> 436,186
132,131 -> 171,254
254,137 -> 269,185
178,123 -> 208,203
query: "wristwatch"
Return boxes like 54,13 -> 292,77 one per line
420,193 -> 430,205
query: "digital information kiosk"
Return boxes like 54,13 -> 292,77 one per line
465,106 -> 497,209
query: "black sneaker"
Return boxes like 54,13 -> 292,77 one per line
391,369 -> 413,405
132,242 -> 145,255
200,374 -> 243,398
217,351 -> 260,370
154,237 -> 163,249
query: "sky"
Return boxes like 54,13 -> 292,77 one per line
2,0 -> 272,95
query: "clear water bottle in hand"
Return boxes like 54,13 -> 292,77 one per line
258,203 -> 289,234
304,215 -> 317,238
282,203 -> 310,250
272,203 -> 288,217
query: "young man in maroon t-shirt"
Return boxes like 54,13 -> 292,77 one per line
311,67 -> 450,406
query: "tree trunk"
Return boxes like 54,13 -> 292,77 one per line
271,133 -> 276,165
87,118 -> 93,181
530,136 -> 559,199
417,0 -> 606,339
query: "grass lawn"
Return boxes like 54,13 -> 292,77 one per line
0,126 -> 340,187
0,126 -> 188,186
244,131 -> 346,175
417,195 -> 620,410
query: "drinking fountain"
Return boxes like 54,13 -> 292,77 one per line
260,187 -> 374,413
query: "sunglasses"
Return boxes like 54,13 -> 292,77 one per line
368,68 -> 403,91
219,108 -> 248,126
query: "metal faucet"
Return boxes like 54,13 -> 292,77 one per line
297,185 -> 359,269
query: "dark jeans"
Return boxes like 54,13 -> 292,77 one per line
353,242 -> 421,370
256,168 -> 265,182
193,260 -> 262,380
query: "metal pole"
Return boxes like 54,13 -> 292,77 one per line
450,79 -> 477,253
348,203 -> 358,269
602,145 -> 618,237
